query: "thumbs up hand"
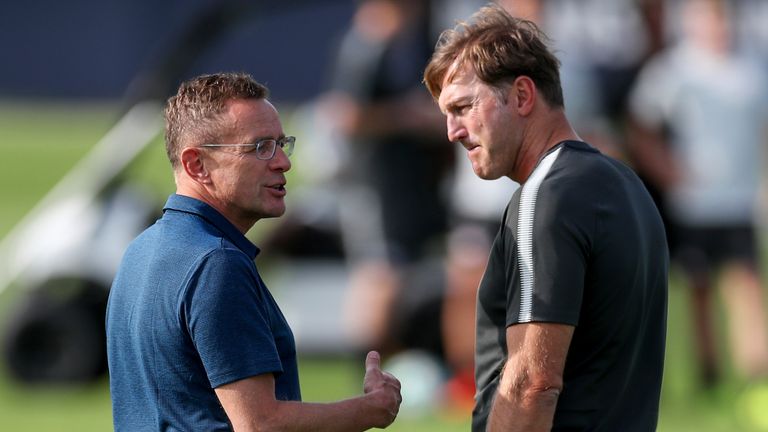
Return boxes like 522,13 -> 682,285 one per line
362,351 -> 402,428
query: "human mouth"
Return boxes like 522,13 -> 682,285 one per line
458,140 -> 479,152
466,144 -> 481,157
266,182 -> 286,194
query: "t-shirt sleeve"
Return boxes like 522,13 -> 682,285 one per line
628,52 -> 677,129
184,248 -> 283,388
506,175 -> 592,327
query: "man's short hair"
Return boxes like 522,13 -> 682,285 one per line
423,5 -> 563,107
164,72 -> 269,170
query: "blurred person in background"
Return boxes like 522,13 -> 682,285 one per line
425,5 -> 668,431
106,73 -> 402,431
318,0 -> 454,361
505,0 -> 664,160
733,0 -> 768,73
627,0 -> 768,389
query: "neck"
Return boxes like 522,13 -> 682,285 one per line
175,180 -> 255,234
511,108 -> 579,183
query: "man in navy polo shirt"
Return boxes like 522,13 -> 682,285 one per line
106,73 -> 401,431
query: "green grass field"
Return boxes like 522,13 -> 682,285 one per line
1,101 -> 767,431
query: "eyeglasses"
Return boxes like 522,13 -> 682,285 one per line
199,136 -> 295,160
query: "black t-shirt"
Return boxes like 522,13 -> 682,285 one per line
473,141 -> 668,431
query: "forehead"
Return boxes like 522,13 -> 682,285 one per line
223,98 -> 282,139
437,65 -> 483,110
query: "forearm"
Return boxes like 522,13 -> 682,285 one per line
245,396 -> 381,432
626,118 -> 678,189
218,352 -> 400,432
486,323 -> 570,432
486,383 -> 560,432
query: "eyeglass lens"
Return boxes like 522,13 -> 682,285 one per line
255,137 -> 294,160
256,140 -> 277,160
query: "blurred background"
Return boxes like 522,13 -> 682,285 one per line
2,0 -> 768,430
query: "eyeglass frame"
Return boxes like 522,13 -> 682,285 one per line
198,136 -> 295,160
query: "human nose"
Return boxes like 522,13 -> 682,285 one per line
446,115 -> 467,144
269,146 -> 291,172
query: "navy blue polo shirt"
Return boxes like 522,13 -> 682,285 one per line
106,194 -> 300,431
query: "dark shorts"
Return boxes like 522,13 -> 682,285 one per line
672,224 -> 758,275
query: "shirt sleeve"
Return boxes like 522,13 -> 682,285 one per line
506,172 -> 593,327
628,51 -> 677,129
183,248 -> 283,388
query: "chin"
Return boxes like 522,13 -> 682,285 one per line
271,206 -> 287,218
473,167 -> 502,181
252,206 -> 286,220
264,210 -> 286,219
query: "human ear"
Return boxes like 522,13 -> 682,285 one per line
513,76 -> 537,116
180,147 -> 210,184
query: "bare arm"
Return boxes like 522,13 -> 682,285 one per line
487,323 -> 574,432
625,115 -> 680,191
215,351 -> 401,432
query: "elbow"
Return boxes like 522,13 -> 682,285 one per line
231,402 -> 286,432
532,383 -> 562,405
253,407 -> 289,432
507,372 -> 563,409
521,376 -> 563,408
245,417 -> 282,432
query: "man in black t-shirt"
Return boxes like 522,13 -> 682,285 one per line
423,6 -> 668,431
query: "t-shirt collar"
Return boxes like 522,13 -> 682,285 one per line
545,139 -> 595,156
163,194 -> 260,259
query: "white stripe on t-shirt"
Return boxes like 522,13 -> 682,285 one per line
517,147 -> 562,322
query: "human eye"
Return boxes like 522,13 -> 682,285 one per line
238,143 -> 258,153
255,139 -> 277,158
450,103 -> 470,115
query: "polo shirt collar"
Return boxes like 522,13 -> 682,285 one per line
163,194 -> 260,259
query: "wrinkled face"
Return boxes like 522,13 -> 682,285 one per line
205,98 -> 291,226
437,65 -> 520,180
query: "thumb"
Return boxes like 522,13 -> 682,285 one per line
365,351 -> 381,373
